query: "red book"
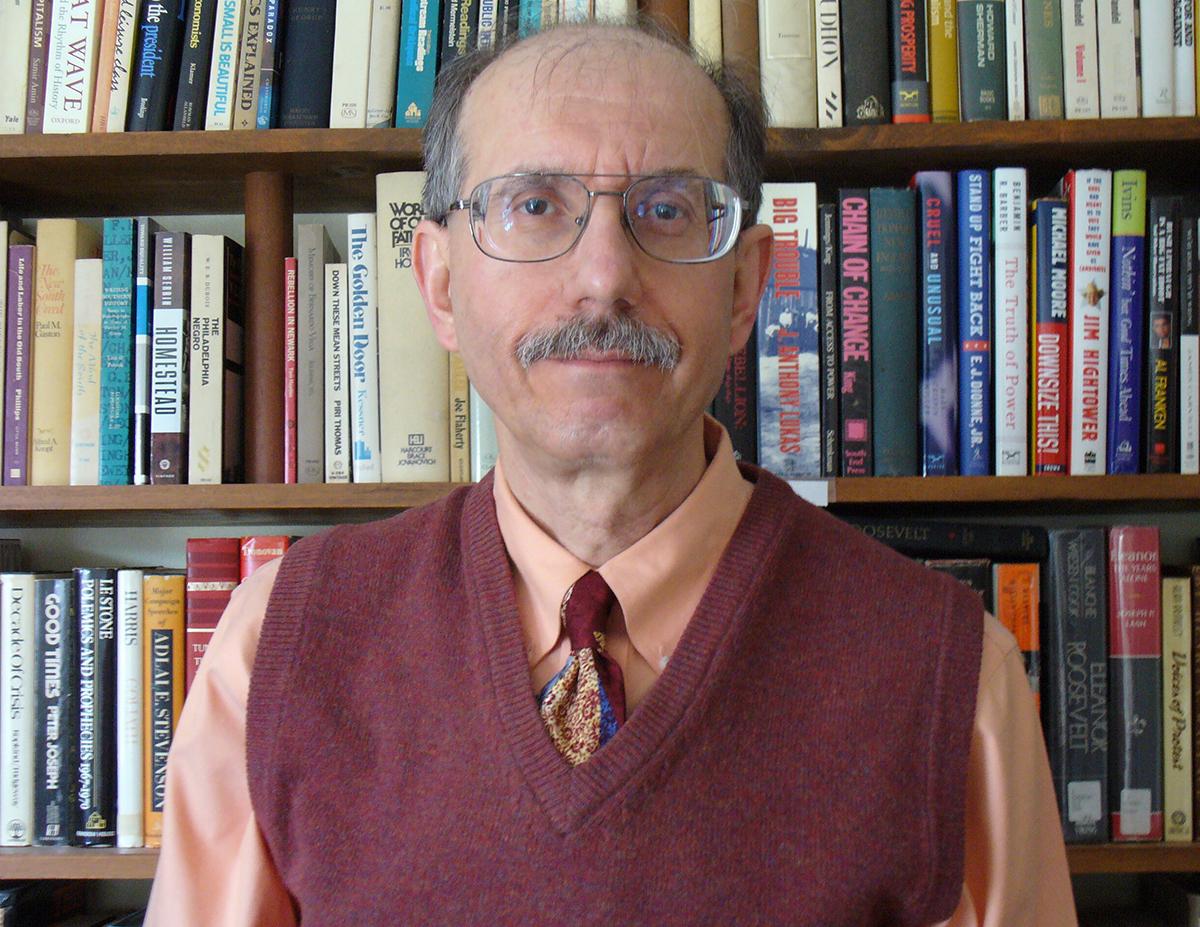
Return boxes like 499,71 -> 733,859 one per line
1108,525 -> 1163,842
184,537 -> 241,695
240,535 -> 291,581
284,257 -> 298,484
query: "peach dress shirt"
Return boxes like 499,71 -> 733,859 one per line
146,422 -> 1078,926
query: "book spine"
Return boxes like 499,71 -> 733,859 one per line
1095,0 -> 1137,117
150,231 -> 191,484
93,0 -> 121,131
142,571 -> 185,848
1061,0 -> 1100,117
253,0 -> 281,128
43,0 -> 102,133
174,0 -> 219,130
957,169 -> 992,476
1145,196 -> 1181,473
184,537 -> 239,694
69,259 -> 104,486
127,0 -> 187,131
993,168 -> 1029,475
841,515 -> 1049,558
818,202 -> 839,477
714,340 -> 759,465
395,0 -> 442,128
133,218 -> 161,486
1192,565 -> 1200,840
468,384 -> 498,481
757,183 -> 821,480
840,0 -> 890,123
992,562 -> 1040,709
296,223 -> 333,482
913,171 -> 959,475
1032,197 -> 1070,473
814,0 -> 842,127
232,0 -> 265,129
100,219 -> 136,486
187,235 -> 225,484
32,575 -> 76,846
221,241 -> 245,484
284,257 -> 298,484
1179,204 -> 1199,474
239,535 -> 289,579
448,352 -> 470,481
837,188 -> 872,475
104,0 -> 142,133
755,0 -> 816,127
1044,528 -> 1109,842
366,0 -> 401,126
74,568 -> 117,847
1141,0 -> 1176,115
889,0 -> 929,122
347,214 -> 382,483
324,263 -> 350,483
690,0 -> 722,60
929,0 -> 959,121
1162,575 -> 1193,841
1108,524 -> 1163,842
4,245 -> 35,487
1005,0 -> 1027,118
1064,169 -> 1112,475
1023,0 -> 1065,118
204,0 -> 244,129
1106,171 -> 1147,475
115,568 -> 142,848
0,1 -> 34,133
376,173 -> 450,480
1,574 -> 36,846
1174,0 -> 1197,115
476,0 -> 497,50
25,0 -> 53,134
956,0 -> 1008,120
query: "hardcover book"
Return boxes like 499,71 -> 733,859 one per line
757,0 -> 817,127
1162,574 -> 1193,842
174,0 -> 219,130
841,516 -> 1049,559
347,214 -> 382,483
2,572 -> 37,846
133,218 -> 163,486
1140,0 -> 1176,116
231,0 -> 266,130
888,0 -> 929,121
1004,0 -> 1026,118
5,244 -> 36,486
127,0 -> 186,131
324,263 -> 350,484
150,231 -> 191,484
115,568 -> 143,848
1061,0 -> 1100,117
0,0 -> 34,133
24,0 -> 53,134
992,168 -> 1028,475
284,257 -> 298,484
448,352 -> 470,481
956,0 -> 1007,120
1106,172 -> 1147,475
956,169 -> 992,476
837,188 -> 871,476
928,0 -> 959,121
100,219 -> 137,486
253,0 -> 282,128
1145,196 -> 1181,473
814,0 -> 842,127
840,0 -> 889,123
32,573 -> 76,847
73,567 -> 118,847
1179,200 -> 1199,475
817,202 -> 839,476
1023,0 -> 1064,118
1174,0 -> 1196,115
94,0 -> 142,132
69,259 -> 104,486
184,537 -> 239,693
142,569 -> 185,849
395,0 -> 441,128
1030,197 -> 1069,474
239,535 -> 290,579
713,342 -> 758,464
1095,0 -> 1137,117
295,223 -> 338,482
992,562 -> 1040,709
42,0 -> 102,133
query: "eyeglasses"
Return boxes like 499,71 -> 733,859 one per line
444,173 -> 747,264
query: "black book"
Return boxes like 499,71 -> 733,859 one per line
839,0 -> 890,123
173,0 -> 219,130
924,557 -> 992,608
441,0 -> 479,69
73,568 -> 118,847
712,341 -> 758,464
32,574 -> 77,847
1179,199 -> 1199,473
276,0 -> 337,128
837,189 -> 872,475
127,0 -> 188,131
1043,527 -> 1109,843
818,202 -> 840,477
841,516 -> 1049,560
1145,196 -> 1181,473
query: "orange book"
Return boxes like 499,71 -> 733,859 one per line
992,562 -> 1040,712
143,570 -> 186,849
91,0 -> 122,132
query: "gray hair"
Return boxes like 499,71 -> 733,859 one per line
421,19 -> 767,227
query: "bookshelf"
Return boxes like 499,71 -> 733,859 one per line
1,117 -> 1198,893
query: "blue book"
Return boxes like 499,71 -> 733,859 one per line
255,0 -> 284,128
396,0 -> 443,128
956,169 -> 992,476
1107,171 -> 1147,474
100,219 -> 137,486
133,218 -> 162,486
911,171 -> 958,476
518,0 -> 541,36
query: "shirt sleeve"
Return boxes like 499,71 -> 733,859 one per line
144,557 -> 296,927
934,613 -> 1078,927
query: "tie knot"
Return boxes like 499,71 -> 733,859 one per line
561,570 -> 614,652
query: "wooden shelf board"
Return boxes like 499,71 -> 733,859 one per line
1068,843 -> 1200,874
0,847 -> 157,880
827,474 -> 1200,509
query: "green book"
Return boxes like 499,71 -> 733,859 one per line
956,0 -> 1008,120
1022,0 -> 1064,118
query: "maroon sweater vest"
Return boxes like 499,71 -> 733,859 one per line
247,467 -> 983,926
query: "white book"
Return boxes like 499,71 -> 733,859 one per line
814,0 -> 842,127
104,0 -> 142,133
43,0 -> 102,133
1183,216 -> 1199,474
1096,0 -> 1137,117
1162,575 -> 1193,841
365,0 -> 401,126
346,214 -> 381,483
376,172 -> 450,482
993,169 -> 1029,475
69,259 -> 103,486
1141,0 -> 1175,115
689,0 -> 722,62
324,263 -> 351,483
1174,0 -> 1196,114
1,572 -> 36,847
469,383 -> 498,482
187,235 -> 229,484
758,0 -> 817,127
0,0 -> 34,134
296,224 -> 337,483
329,0 -> 373,128
116,568 -> 143,848
1064,168 -> 1112,475
561,0 -> 588,21
1060,0 -> 1100,118
593,0 -> 635,17
1006,0 -> 1027,119
205,0 -> 246,130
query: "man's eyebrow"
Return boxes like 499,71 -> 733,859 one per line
500,166 -> 709,178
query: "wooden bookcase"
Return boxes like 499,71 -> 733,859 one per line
1,120 -> 1199,891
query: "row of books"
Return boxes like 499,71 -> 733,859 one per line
745,0 -> 1199,127
725,169 -> 1200,480
0,535 -> 289,849
0,0 -> 639,137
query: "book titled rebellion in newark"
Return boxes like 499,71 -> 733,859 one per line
32,573 -> 76,847
74,567 -> 117,847
143,569 -> 185,849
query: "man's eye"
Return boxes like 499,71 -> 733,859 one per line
649,202 -> 680,221
518,197 -> 553,216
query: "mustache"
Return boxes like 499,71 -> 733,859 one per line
514,314 -> 681,370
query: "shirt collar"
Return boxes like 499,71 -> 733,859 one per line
492,416 -> 754,671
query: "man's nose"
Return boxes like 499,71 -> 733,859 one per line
568,193 -> 645,307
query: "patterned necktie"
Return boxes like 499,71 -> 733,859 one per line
537,570 -> 627,766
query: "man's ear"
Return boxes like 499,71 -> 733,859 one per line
728,222 -> 773,353
413,218 -> 459,353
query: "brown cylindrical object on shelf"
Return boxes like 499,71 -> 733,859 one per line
243,171 -> 294,484
640,0 -> 688,42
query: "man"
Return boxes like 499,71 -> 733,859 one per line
146,21 -> 1076,926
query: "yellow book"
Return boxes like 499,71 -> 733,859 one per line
449,352 -> 470,483
143,570 -> 186,849
928,0 -> 959,122
1163,575 -> 1193,842
31,219 -> 100,485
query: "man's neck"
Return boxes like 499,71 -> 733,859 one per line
496,422 -> 709,566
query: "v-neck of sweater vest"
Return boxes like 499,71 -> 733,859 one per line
463,466 -> 793,835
